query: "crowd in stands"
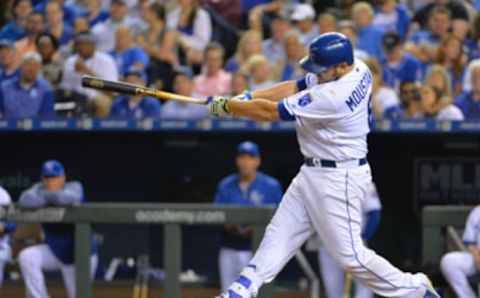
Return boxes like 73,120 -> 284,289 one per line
0,0 -> 480,121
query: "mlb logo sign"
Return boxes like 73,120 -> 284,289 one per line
298,94 -> 312,107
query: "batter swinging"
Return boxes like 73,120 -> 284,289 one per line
208,32 -> 439,298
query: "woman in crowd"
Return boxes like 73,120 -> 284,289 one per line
36,32 -> 62,88
420,84 -> 464,120
424,64 -> 453,101
225,30 -> 263,73
435,34 -> 467,96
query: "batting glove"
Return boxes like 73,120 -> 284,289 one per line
233,90 -> 253,101
207,96 -> 231,117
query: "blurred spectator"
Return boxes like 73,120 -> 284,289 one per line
18,160 -> 98,298
420,84 -> 464,120
317,13 -> 337,34
399,81 -> 424,119
424,64 -> 453,100
337,20 -> 369,61
193,42 -> 231,97
111,26 -> 149,78
278,30 -> 306,81
202,0 -> 242,27
14,12 -> 44,66
381,32 -> 423,92
34,0 -> 79,27
0,52 -> 54,119
351,1 -> 384,59
110,69 -> 161,119
166,0 -> 212,65
0,186 -> 16,287
406,5 -> 451,65
373,0 -> 411,41
261,13 -> 290,64
36,33 -> 62,87
214,141 -> 282,292
0,0 -> 32,41
83,0 -> 110,27
455,62 -> 480,119
412,0 -> 469,29
434,34 -> 466,96
61,32 -> 118,117
462,59 -> 480,93
244,54 -> 274,91
92,0 -> 143,53
161,69 -> 208,120
45,1 -> 74,46
365,58 -> 401,120
225,30 -> 263,73
0,40 -> 20,81
290,3 -> 318,47
230,72 -> 249,95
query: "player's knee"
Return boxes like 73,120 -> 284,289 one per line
440,252 -> 459,274
18,247 -> 39,269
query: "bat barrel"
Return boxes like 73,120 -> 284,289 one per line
81,76 -> 141,96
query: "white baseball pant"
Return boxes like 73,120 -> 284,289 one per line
219,247 -> 253,292
0,241 -> 11,286
246,164 -> 429,297
319,246 -> 373,298
440,251 -> 476,298
18,244 -> 98,298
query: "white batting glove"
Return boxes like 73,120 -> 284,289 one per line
233,90 -> 253,101
207,96 -> 231,117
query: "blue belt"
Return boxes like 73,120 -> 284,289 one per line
304,157 -> 367,168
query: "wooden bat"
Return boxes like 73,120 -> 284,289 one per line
343,272 -> 352,298
81,75 -> 208,105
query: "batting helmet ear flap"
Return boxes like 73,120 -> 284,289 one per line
300,32 -> 354,73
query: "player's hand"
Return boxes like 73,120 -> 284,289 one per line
233,91 -> 253,101
207,96 -> 231,117
474,254 -> 480,270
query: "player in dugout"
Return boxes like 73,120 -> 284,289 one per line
214,141 -> 283,292
17,160 -> 97,298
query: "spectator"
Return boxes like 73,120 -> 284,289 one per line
278,30 -> 306,81
406,5 -> 451,65
160,69 -> 208,120
365,58 -> 401,120
262,13 -> 290,65
424,64 -> 453,101
214,141 -> 283,292
373,0 -> 411,41
317,13 -> 337,34
420,84 -> 464,120
225,30 -> 263,73
337,20 -> 369,61
0,0 -> 32,41
381,32 -> 423,92
83,0 -> 110,27
230,72 -> 249,96
34,0 -> 80,27
399,81 -> 424,119
290,3 -> 318,47
441,205 -> 480,298
14,12 -> 44,66
17,160 -> 98,298
36,33 -> 62,87
0,52 -> 54,119
0,186 -> 16,287
193,43 -> 231,97
61,32 -> 118,117
45,1 -> 74,46
351,1 -> 385,59
434,34 -> 467,96
110,69 -> 161,119
462,59 -> 480,93
91,0 -> 143,53
111,26 -> 149,78
455,62 -> 480,119
0,40 -> 20,82
166,0 -> 212,65
412,0 -> 469,29
244,55 -> 274,91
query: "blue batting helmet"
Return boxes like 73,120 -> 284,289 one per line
41,160 -> 65,177
300,32 -> 354,73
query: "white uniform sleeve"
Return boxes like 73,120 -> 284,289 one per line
362,182 -> 382,213
278,88 -> 338,122
463,206 -> 480,245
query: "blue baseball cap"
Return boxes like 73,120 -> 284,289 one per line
0,39 -> 14,49
237,141 -> 260,157
41,160 -> 65,177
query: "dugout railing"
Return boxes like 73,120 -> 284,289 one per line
0,203 -> 276,298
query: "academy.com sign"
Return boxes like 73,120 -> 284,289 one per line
135,209 -> 226,224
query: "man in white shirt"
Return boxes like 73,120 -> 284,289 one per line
290,4 -> 319,47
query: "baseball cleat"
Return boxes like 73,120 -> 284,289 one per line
216,275 -> 257,298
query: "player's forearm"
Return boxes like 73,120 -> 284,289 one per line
227,99 -> 280,122
468,244 -> 480,257
251,81 -> 297,102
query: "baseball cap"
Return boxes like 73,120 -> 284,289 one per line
41,160 -> 65,177
0,39 -> 14,49
173,66 -> 194,79
75,32 -> 95,44
124,68 -> 147,81
291,4 -> 316,21
382,32 -> 401,52
111,0 -> 126,5
22,52 -> 42,64
237,141 -> 260,157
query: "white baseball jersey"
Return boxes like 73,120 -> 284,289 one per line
279,59 -> 372,160
463,206 -> 480,247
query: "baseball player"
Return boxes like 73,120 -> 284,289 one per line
208,32 -> 439,298
318,181 -> 381,298
17,160 -> 98,298
440,205 -> 480,298
0,186 -> 16,286
214,141 -> 283,292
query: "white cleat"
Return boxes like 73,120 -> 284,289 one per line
215,267 -> 259,298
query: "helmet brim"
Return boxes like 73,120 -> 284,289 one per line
299,56 -> 327,73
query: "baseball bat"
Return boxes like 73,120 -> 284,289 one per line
81,75 -> 208,105
343,272 -> 352,298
